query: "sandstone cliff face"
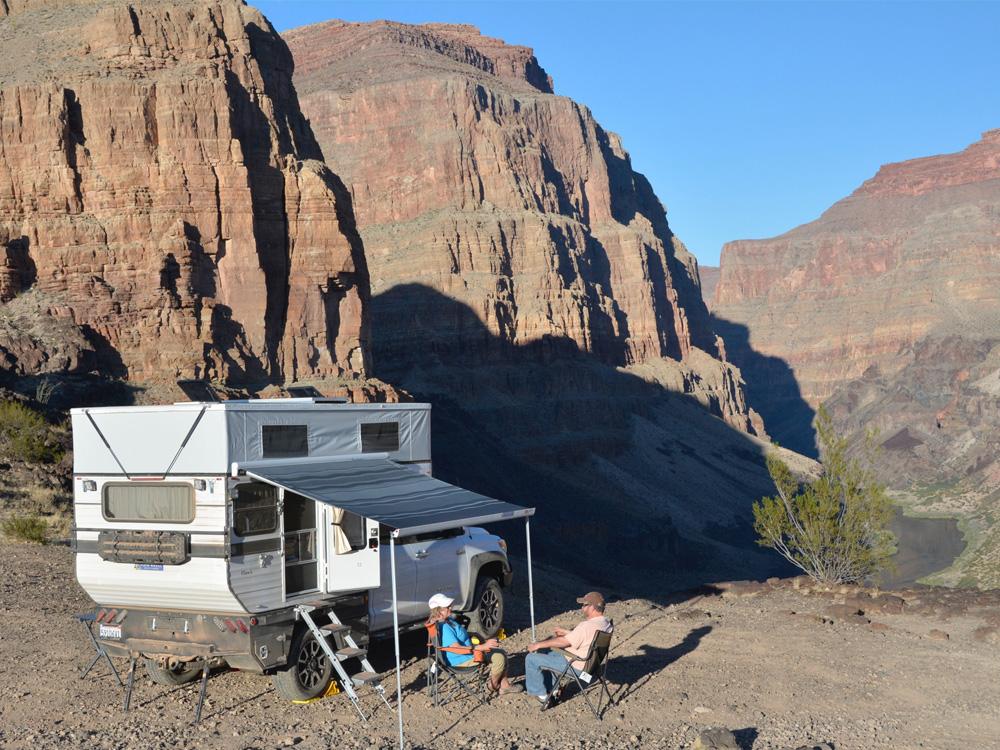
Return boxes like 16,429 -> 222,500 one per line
285,20 -> 783,584
287,21 -> 721,368
713,131 -> 1000,586
0,0 -> 369,387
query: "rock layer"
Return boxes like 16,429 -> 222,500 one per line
285,20 -> 781,582
713,131 -> 1000,586
287,20 -> 722,372
0,0 -> 369,386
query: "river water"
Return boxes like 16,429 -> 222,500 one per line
878,508 -> 965,588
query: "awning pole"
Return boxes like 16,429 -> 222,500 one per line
526,517 -> 536,642
390,536 -> 405,750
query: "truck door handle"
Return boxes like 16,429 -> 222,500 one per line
415,550 -> 429,559
455,549 -> 465,555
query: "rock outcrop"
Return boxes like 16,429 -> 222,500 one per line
285,20 -> 786,584
713,131 -> 1000,586
0,0 -> 369,388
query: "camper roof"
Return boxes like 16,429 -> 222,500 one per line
69,400 -> 431,416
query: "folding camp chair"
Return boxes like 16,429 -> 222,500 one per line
539,624 -> 614,719
76,612 -> 123,686
425,622 -> 491,707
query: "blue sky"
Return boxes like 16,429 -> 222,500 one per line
258,1 -> 1000,266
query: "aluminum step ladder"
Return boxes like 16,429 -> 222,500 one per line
294,603 -> 393,721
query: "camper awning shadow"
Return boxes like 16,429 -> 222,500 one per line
234,455 -> 534,537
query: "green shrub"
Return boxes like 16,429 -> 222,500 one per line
0,400 -> 62,463
753,406 -> 894,584
2,514 -> 48,544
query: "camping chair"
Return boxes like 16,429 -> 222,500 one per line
425,622 -> 491,707
539,625 -> 614,719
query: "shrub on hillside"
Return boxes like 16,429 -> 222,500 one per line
0,400 -> 63,464
2,514 -> 48,544
753,407 -> 894,584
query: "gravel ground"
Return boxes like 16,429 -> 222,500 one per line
1,541 -> 998,749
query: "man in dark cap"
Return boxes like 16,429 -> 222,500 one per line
523,591 -> 613,705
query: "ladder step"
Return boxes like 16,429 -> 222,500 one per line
336,647 -> 366,660
321,623 -> 351,635
352,671 -> 380,685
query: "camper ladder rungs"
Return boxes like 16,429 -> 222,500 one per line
294,605 -> 393,721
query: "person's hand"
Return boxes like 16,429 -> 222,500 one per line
485,638 -> 499,648
527,642 -> 542,653
552,627 -> 568,637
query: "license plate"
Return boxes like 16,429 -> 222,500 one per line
99,624 -> 122,640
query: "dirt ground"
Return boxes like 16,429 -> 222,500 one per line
1,541 -> 998,750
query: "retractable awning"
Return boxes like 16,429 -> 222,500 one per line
233,454 -> 534,537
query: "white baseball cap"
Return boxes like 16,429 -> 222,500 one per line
428,593 -> 454,609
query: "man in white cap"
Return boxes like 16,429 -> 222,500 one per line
426,592 -> 522,694
523,591 -> 612,705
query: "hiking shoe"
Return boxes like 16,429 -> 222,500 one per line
500,684 -> 524,695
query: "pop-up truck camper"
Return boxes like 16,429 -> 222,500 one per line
71,397 -> 535,731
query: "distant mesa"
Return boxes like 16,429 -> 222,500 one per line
713,129 -> 1000,587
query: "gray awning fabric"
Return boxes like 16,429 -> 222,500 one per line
237,455 -> 534,537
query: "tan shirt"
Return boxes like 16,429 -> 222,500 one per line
564,615 -> 613,670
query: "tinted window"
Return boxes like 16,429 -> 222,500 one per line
102,483 -> 194,523
361,422 -> 399,453
262,425 -> 309,458
233,483 -> 278,536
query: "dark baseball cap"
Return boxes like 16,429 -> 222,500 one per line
576,591 -> 605,607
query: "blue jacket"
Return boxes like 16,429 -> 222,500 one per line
439,618 -> 475,666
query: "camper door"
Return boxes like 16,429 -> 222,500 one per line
325,507 -> 380,594
228,481 -> 284,612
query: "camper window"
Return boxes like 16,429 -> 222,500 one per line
262,424 -> 309,458
360,422 -> 400,452
233,483 -> 278,536
102,483 -> 194,523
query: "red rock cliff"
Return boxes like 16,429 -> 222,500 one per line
286,19 -> 720,372
0,0 -> 369,386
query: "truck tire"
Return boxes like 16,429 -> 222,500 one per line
143,658 -> 202,686
271,628 -> 334,701
465,576 -> 504,638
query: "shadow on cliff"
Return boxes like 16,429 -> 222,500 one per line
370,283 -> 796,599
711,313 -> 817,457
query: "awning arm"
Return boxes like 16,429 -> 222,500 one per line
526,516 -> 536,642
391,536 -> 405,750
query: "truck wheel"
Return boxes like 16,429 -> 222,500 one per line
465,576 -> 504,638
271,628 -> 334,701
143,658 -> 202,686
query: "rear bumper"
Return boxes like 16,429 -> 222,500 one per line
93,607 -> 291,672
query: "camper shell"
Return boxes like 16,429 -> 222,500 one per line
70,399 -> 524,693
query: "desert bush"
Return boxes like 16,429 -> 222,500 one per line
2,514 -> 48,544
0,400 -> 62,463
753,407 -> 894,584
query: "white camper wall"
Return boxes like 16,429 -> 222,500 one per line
71,407 -> 230,475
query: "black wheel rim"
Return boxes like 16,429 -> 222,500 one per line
296,637 -> 327,690
479,585 -> 501,632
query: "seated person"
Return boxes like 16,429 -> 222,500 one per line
426,593 -> 523,695
524,591 -> 613,705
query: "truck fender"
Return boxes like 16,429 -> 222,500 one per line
457,552 -> 511,611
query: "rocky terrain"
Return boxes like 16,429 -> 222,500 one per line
713,131 -> 1000,586
0,0 -> 370,390
698,266 -> 720,308
2,539 -> 998,749
283,20 -> 789,586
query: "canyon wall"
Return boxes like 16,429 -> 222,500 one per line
286,20 -> 792,587
0,0 -> 370,390
714,131 -> 1000,586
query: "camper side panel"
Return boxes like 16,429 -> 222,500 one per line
71,408 -> 229,475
